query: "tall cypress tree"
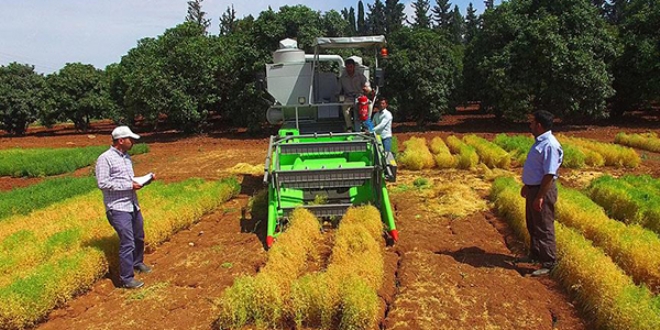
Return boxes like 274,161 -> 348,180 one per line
219,5 -> 236,35
367,0 -> 387,35
431,0 -> 451,29
342,7 -> 358,36
464,2 -> 479,43
447,5 -> 464,44
185,0 -> 211,32
357,1 -> 367,35
384,0 -> 406,34
410,0 -> 432,29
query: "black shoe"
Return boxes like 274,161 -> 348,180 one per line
134,263 -> 152,274
514,255 -> 538,264
123,279 -> 144,289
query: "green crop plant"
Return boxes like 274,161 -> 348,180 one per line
615,132 -> 660,153
492,134 -> 534,166
0,248 -> 106,329
398,137 -> 435,170
429,137 -> 456,168
0,144 -> 149,178
446,135 -> 479,169
390,135 -> 399,155
621,174 -> 660,196
561,144 -> 588,168
463,134 -> 510,169
0,178 -> 238,327
490,177 -> 660,330
559,186 -> 660,292
0,176 -> 96,221
587,175 -> 660,236
290,273 -> 339,329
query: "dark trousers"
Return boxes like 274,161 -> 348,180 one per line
525,183 -> 557,267
106,208 -> 145,284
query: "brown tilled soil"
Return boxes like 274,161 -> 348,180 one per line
0,111 -> 658,329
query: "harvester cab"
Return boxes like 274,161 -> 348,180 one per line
262,35 -> 398,248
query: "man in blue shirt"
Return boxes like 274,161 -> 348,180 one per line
96,126 -> 155,289
518,111 -> 563,276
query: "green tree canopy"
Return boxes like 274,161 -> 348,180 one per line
467,0 -> 617,120
45,63 -> 109,131
384,28 -> 462,123
611,0 -> 660,115
0,63 -> 46,135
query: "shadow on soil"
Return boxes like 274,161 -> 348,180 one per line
436,246 -> 535,276
238,174 -> 269,250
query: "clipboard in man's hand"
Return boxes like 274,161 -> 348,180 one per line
133,173 -> 155,186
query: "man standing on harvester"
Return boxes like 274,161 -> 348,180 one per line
339,58 -> 372,132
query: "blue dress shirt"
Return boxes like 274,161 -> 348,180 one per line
522,131 -> 563,185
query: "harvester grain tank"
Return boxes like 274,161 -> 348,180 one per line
262,36 -> 398,247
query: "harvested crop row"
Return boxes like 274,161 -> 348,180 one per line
446,135 -> 478,169
0,144 -> 149,178
429,137 -> 456,168
463,134 -> 510,169
615,132 -> 660,153
0,178 -> 239,329
215,208 -> 322,329
587,175 -> 660,236
398,137 -> 435,170
490,177 -> 660,330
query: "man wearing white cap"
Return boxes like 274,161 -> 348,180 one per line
95,126 -> 154,289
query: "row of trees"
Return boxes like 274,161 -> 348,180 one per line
1,0 -> 658,135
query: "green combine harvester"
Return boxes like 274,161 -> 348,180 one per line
262,36 -> 398,247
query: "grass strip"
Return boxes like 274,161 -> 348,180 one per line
0,176 -> 96,220
463,134 -> 510,169
0,144 -> 149,178
0,247 -> 107,329
615,132 -> 660,153
587,175 -> 660,236
398,137 -> 435,170
490,177 -> 660,330
0,178 -> 238,327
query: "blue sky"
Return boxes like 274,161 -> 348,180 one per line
0,1 -> 498,74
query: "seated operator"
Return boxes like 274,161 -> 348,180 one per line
338,58 -> 371,132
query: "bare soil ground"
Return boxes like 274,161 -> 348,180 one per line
1,111 -> 658,329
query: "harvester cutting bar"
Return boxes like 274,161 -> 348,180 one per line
274,167 -> 375,190
282,203 -> 353,218
278,140 -> 368,155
